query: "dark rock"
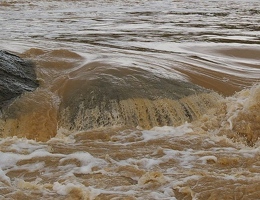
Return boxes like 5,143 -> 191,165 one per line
0,50 -> 39,109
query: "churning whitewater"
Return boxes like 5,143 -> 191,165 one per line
0,0 -> 259,199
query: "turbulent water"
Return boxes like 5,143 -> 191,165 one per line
0,0 -> 260,199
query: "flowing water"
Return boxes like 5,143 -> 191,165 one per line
0,0 -> 260,199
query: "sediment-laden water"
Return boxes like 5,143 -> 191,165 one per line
0,0 -> 259,199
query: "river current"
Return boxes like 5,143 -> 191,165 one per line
0,0 -> 260,199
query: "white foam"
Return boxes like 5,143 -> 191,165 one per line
59,152 -> 107,174
137,158 -> 163,169
0,141 -> 63,173
198,155 -> 218,164
0,168 -> 11,185
9,140 -> 46,153
0,137 -> 47,152
0,151 -> 22,169
0,149 -> 66,186
238,147 -> 260,157
53,182 -> 101,200
28,149 -> 56,158
11,162 -> 45,174
163,149 -> 196,169
142,123 -> 193,142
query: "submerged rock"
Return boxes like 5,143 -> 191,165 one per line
0,50 -> 39,109
0,49 -> 223,141
57,62 -> 222,131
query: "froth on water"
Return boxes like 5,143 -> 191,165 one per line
0,47 -> 259,199
0,84 -> 259,199
0,0 -> 260,198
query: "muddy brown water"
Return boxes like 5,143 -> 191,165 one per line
0,0 -> 259,199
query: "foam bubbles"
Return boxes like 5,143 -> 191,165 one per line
60,152 -> 107,174
0,85 -> 259,199
198,155 -> 218,164
142,122 -> 193,142
53,182 -> 101,200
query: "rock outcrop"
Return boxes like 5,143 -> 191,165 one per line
0,50 -> 39,110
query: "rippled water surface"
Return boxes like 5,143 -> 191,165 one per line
1,0 -> 260,94
0,0 -> 260,199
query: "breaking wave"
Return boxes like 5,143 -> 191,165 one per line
195,83 -> 260,147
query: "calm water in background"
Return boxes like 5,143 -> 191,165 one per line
0,0 -> 260,199
1,0 -> 260,95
